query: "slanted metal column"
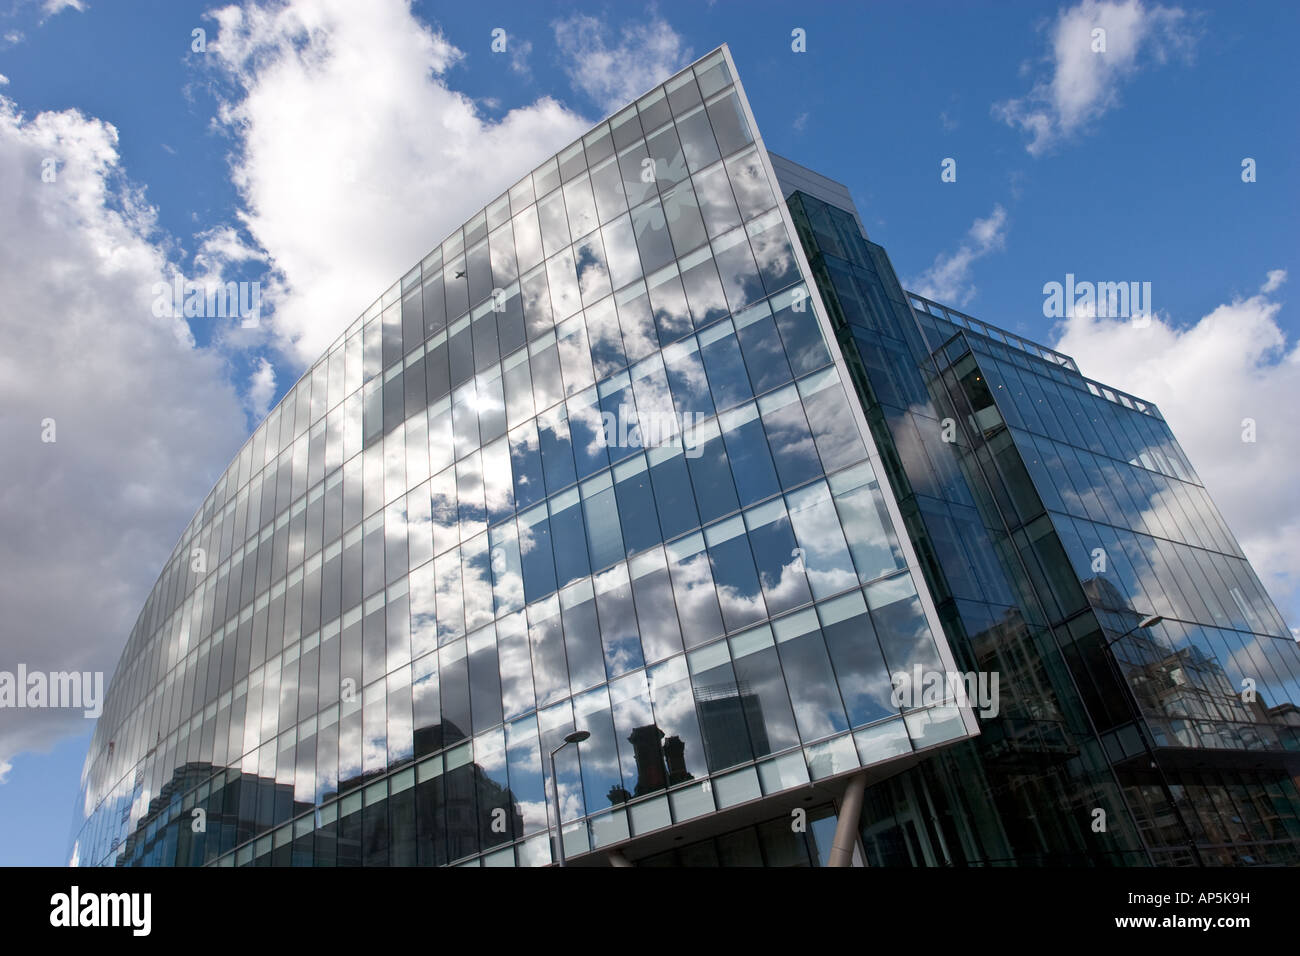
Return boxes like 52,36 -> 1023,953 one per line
828,772 -> 869,867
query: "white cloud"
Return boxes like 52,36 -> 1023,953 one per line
509,38 -> 533,77
42,0 -> 85,17
994,0 -> 1198,155
0,94 -> 247,773
205,0 -> 592,367
247,356 -> 276,419
194,223 -> 264,274
552,13 -> 691,114
909,205 -> 1008,306
1052,272 -> 1300,628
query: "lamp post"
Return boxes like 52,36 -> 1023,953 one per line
1100,613 -> 1203,865
1105,613 -> 1163,647
548,729 -> 590,867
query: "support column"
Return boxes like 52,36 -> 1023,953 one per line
827,771 -> 868,867
607,850 -> 633,868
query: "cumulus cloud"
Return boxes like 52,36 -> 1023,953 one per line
909,205 -> 1008,306
193,223 -> 264,276
246,356 -> 276,419
0,94 -> 247,774
1052,271 -> 1300,629
553,13 -> 692,114
509,38 -> 533,78
204,0 -> 592,367
994,0 -> 1199,155
41,0 -> 85,18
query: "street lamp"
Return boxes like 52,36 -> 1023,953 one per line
548,729 -> 590,867
1104,613 -> 1163,647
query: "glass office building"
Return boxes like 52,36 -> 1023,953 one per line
779,180 -> 1300,866
71,46 -> 1300,868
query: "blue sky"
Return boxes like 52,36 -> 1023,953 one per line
0,0 -> 1295,866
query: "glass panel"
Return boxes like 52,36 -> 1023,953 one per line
744,498 -> 812,616
774,610 -> 849,742
705,515 -> 767,631
664,533 -> 725,649
830,463 -> 906,582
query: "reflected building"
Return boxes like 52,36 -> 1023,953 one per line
696,682 -> 770,771
619,724 -> 694,801
71,45 -> 1300,868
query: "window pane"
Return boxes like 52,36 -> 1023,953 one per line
582,474 -> 624,573
665,532 -> 725,649
518,505 -> 557,604
662,180 -> 708,256
632,198 -> 676,275
590,155 -> 628,224
630,548 -> 683,663
550,489 -> 590,588
601,213 -> 642,292
648,445 -> 701,541
729,625 -> 799,757
725,146 -> 775,220
527,596 -> 568,708
743,499 -> 811,616
574,232 -> 612,306
646,655 -> 707,783
712,226 -> 764,314
699,320 -> 753,411
613,454 -> 661,554
735,300 -> 793,393
759,385 -> 822,489
831,462 -> 905,582
497,611 -> 534,719
678,246 -> 729,327
689,642 -> 753,772
704,515 -> 766,631
720,403 -> 780,508
707,89 -> 754,156
563,175 -> 600,240
537,189 -> 570,257
676,104 -> 722,172
774,611 -> 849,741
585,296 -> 628,382
595,564 -> 644,677
560,581 -> 606,691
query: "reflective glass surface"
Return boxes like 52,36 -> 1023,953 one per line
787,184 -> 1300,867
70,48 -> 963,868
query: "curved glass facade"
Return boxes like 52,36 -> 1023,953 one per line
69,48 -> 972,868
